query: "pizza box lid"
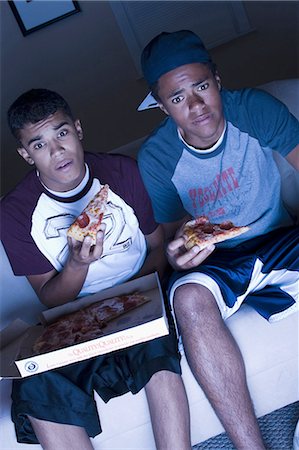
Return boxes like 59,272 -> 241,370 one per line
0,272 -> 169,379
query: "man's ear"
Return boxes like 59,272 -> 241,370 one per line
74,119 -> 83,140
17,147 -> 34,165
158,102 -> 169,116
215,73 -> 222,91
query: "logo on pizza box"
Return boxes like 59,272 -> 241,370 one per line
25,361 -> 39,373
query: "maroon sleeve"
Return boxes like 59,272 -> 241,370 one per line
0,175 -> 54,276
121,156 -> 158,235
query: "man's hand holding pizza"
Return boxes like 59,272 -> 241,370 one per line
167,238 -> 215,271
67,223 -> 106,268
166,221 -> 215,271
165,215 -> 250,271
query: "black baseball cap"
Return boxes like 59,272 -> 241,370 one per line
141,30 -> 212,86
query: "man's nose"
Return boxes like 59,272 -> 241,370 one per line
50,140 -> 64,156
188,93 -> 204,110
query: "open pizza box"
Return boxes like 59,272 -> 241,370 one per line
0,272 -> 169,379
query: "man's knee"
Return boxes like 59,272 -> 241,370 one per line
146,370 -> 180,387
173,283 -> 222,331
174,283 -> 217,312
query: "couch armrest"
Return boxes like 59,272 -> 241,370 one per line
0,241 -> 46,330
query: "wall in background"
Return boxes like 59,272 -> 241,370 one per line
1,1 -> 298,195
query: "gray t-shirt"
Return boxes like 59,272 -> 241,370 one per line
138,88 -> 299,247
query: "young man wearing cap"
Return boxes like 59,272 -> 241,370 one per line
138,30 -> 299,449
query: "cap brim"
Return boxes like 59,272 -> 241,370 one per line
137,92 -> 159,111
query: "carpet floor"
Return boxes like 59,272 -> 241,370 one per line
192,401 -> 299,450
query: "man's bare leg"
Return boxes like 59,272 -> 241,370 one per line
145,370 -> 191,450
174,283 -> 266,450
28,415 -> 94,450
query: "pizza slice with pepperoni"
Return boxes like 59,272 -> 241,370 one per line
33,292 -> 150,354
183,216 -> 250,250
67,184 -> 109,244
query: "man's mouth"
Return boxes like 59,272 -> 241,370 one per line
56,160 -> 72,170
192,113 -> 211,125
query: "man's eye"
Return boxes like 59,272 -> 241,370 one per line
197,82 -> 209,91
33,142 -> 45,150
58,130 -> 68,138
172,96 -> 183,104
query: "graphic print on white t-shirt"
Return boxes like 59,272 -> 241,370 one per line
30,179 -> 147,295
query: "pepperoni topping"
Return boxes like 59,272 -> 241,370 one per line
219,221 -> 234,230
201,224 -> 214,234
76,212 -> 90,228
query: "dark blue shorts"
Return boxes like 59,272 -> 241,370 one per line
12,319 -> 181,444
169,226 -> 298,322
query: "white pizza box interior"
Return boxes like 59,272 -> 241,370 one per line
0,272 -> 169,379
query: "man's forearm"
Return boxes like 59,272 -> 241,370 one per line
30,262 -> 89,308
31,233 -> 106,308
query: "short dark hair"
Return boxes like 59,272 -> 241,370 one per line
150,61 -> 218,102
7,88 -> 74,140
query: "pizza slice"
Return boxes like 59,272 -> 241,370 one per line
33,292 -> 150,354
88,292 -> 151,323
183,216 -> 250,250
67,184 -> 109,244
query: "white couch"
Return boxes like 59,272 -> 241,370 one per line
1,79 -> 299,450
